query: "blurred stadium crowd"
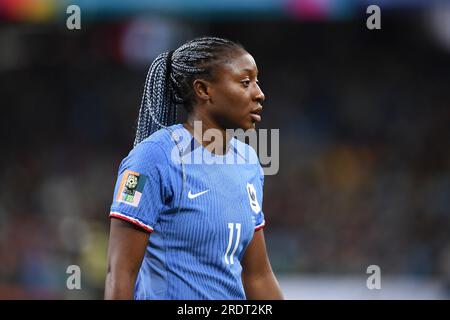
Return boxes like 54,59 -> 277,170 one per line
1,4 -> 449,299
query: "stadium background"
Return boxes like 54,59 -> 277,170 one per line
0,0 -> 449,299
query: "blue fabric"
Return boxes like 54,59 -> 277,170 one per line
110,124 -> 265,300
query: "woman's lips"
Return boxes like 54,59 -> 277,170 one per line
250,113 -> 261,122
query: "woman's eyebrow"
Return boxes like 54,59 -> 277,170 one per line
240,68 -> 259,75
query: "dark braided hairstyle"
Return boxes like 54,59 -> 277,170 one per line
133,37 -> 245,147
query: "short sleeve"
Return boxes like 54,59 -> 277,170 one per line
254,164 -> 265,231
109,141 -> 170,232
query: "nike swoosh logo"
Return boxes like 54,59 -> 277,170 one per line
188,189 -> 210,199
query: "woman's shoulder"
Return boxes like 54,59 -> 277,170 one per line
232,138 -> 260,166
127,126 -> 180,165
142,125 -> 180,147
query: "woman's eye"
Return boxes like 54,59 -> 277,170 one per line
241,80 -> 250,86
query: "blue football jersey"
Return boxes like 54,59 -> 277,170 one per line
110,124 -> 265,300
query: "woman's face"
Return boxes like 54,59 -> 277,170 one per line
206,51 -> 265,131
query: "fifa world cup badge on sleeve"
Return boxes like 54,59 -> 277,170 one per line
117,170 -> 147,207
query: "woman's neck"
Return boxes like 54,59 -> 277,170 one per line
184,113 -> 232,156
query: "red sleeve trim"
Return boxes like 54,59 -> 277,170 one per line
109,211 -> 154,233
255,220 -> 266,231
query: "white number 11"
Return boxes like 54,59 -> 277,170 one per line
224,223 -> 241,265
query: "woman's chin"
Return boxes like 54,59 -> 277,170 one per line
239,119 -> 256,131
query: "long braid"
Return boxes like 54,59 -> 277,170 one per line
133,37 -> 244,146
134,51 -> 175,146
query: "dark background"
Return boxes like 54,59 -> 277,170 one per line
0,0 -> 449,299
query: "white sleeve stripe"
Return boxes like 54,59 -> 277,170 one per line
109,211 -> 154,232
255,220 -> 266,230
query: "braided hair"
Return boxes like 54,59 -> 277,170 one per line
133,37 -> 244,146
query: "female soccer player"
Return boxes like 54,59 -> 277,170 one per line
104,37 -> 283,300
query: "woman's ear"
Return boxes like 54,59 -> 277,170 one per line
192,79 -> 211,103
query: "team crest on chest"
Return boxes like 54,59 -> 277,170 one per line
246,182 -> 261,213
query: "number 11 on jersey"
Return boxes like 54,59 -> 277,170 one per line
224,223 -> 241,265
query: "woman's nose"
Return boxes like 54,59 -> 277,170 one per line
254,86 -> 265,103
